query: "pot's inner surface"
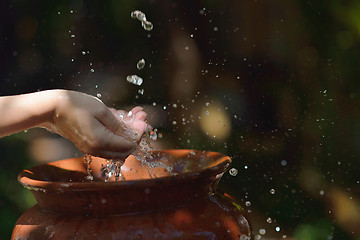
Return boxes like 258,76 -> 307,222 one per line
20,150 -> 231,184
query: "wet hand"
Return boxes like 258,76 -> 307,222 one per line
41,90 -> 146,159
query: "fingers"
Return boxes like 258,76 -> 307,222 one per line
77,117 -> 136,159
134,109 -> 147,121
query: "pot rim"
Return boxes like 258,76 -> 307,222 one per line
18,149 -> 232,191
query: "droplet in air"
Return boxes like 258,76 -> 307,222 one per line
131,10 -> 146,21
149,129 -> 158,140
240,235 -> 251,240
96,93 -> 101,98
90,69 -> 95,73
82,51 -> 86,55
137,58 -> 146,70
138,89 -> 144,95
259,229 -> 266,235
205,102 -> 210,106
275,226 -> 281,232
142,21 -> 153,31
172,103 -> 177,108
270,189 -> 275,194
267,217 -> 272,223
245,201 -> 251,207
229,168 -> 238,176
126,75 -> 143,86
131,10 -> 153,31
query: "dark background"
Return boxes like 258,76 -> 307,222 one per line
1,0 -> 360,239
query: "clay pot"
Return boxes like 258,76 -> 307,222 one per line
12,149 -> 251,240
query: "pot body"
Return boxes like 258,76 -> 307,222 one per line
12,193 -> 251,240
11,151 -> 252,239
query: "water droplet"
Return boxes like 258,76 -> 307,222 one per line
138,89 -> 144,95
152,102 -> 156,106
126,75 -> 143,86
205,102 -> 210,106
245,201 -> 251,207
172,103 -> 177,108
190,34 -> 194,38
270,189 -> 276,194
70,34 -> 75,38
239,235 -> 251,240
172,121 -> 177,125
82,51 -> 86,55
259,229 -> 266,235
319,190 -> 325,195
275,226 -> 281,232
96,93 -> 101,98
149,129 -> 158,140
267,217 -> 272,223
90,68 -> 95,73
229,168 -> 238,176
281,160 -> 287,166
142,21 -> 153,31
137,58 -> 145,70
213,27 -> 218,31
131,10 -> 146,21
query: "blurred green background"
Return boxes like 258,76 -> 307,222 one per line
1,0 -> 360,239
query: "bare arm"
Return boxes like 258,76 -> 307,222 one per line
0,89 -> 148,159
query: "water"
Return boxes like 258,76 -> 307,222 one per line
84,128 -> 173,182
126,75 -> 143,86
131,10 -> 153,31
83,10 -> 167,182
84,154 -> 94,181
137,59 -> 145,70
229,168 -> 238,176
142,21 -> 153,31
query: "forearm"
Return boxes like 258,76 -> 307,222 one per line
0,90 -> 58,137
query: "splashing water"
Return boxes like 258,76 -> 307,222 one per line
84,154 -> 93,181
131,10 -> 153,31
101,159 -> 125,182
84,128 -> 173,182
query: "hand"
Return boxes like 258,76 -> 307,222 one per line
41,90 -> 147,159
110,106 -> 149,139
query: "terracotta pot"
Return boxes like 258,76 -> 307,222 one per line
12,149 -> 252,240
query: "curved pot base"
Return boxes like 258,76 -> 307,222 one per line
12,194 -> 251,240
